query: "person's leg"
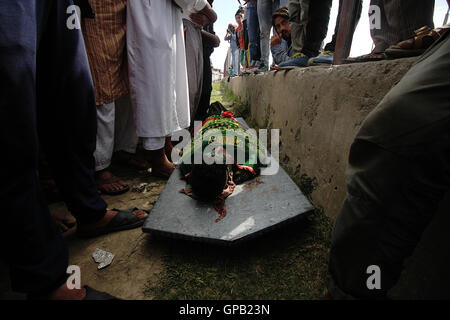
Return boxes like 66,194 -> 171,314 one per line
37,0 -> 147,232
324,0 -> 362,53
369,0 -> 389,53
257,0 -> 274,68
94,102 -> 129,195
127,1 -> 184,178
232,48 -> 239,75
247,4 -> 261,66
0,0 -> 69,297
36,0 -> 107,225
114,95 -> 138,155
195,55 -> 213,122
142,137 -> 174,178
370,0 -> 434,53
246,46 -> 251,68
240,49 -> 247,71
94,102 -> 115,172
387,0 -> 435,46
277,0 -> 313,67
329,31 -> 450,299
288,0 -> 309,55
301,0 -> 332,58
224,46 -> 232,76
183,19 -> 204,124
314,0 -> 361,64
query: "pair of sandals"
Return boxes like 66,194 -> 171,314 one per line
345,25 -> 449,64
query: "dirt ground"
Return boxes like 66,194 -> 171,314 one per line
52,165 -> 167,300
1,84 -> 333,300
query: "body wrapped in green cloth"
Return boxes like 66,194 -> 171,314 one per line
178,111 -> 268,183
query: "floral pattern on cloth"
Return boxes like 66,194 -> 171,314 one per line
179,111 -> 268,177
178,111 -> 268,222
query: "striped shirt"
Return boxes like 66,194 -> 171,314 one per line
81,0 -> 129,105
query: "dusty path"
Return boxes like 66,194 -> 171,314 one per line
52,166 -> 167,300
47,83 -> 333,300
1,83 -> 332,300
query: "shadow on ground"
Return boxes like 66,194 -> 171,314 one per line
49,160 -> 333,300
1,83 -> 333,300
50,82 -> 333,300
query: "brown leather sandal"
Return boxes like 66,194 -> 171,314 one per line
385,25 -> 448,58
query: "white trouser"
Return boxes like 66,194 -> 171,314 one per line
94,95 -> 138,171
142,137 -> 165,151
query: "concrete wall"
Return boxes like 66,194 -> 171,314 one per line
223,58 -> 450,299
224,58 -> 417,219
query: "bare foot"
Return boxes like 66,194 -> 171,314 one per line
95,169 -> 129,195
50,210 -> 76,233
396,38 -> 415,49
144,148 -> 174,178
113,151 -> 150,170
165,136 -> 181,162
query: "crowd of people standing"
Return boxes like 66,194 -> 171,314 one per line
1,0 -> 219,300
1,0 -> 450,301
224,0 -> 444,75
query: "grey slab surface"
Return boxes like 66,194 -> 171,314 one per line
142,119 -> 314,244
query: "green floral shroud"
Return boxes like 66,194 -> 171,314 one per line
179,112 -> 268,176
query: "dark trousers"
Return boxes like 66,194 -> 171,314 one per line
324,0 -> 363,52
289,0 -> 333,57
195,54 -> 213,122
247,4 -> 261,64
328,31 -> 450,299
0,0 -> 105,294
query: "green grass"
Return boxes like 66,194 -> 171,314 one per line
143,171 -> 332,300
210,81 -> 251,119
143,84 -> 333,299
210,82 -> 225,105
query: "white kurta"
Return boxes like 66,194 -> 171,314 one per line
127,0 -> 205,140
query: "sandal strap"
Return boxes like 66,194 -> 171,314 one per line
108,208 -> 142,227
413,26 -> 441,49
414,25 -> 433,37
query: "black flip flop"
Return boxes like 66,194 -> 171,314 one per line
76,208 -> 148,238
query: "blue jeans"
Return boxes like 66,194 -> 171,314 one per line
231,48 -> 239,76
257,0 -> 289,66
246,3 -> 261,66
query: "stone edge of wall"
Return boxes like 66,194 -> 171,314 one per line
223,58 -> 417,219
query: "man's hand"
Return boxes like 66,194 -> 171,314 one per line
202,30 -> 220,47
270,33 -> 282,47
189,3 -> 217,27
190,12 -> 210,27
